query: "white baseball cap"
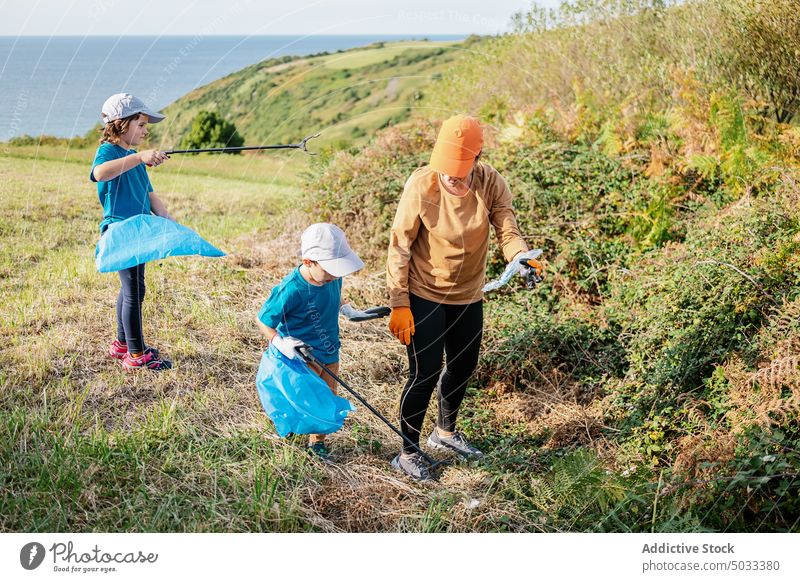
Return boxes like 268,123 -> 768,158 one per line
101,93 -> 165,124
300,223 -> 364,277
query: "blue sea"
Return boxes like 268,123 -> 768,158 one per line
0,35 -> 463,140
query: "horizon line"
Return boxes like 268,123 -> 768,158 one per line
0,33 -> 474,38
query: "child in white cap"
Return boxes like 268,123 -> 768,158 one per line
256,223 -> 389,459
91,93 -> 173,371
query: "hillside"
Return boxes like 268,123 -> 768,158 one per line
149,39 -> 469,150
305,0 -> 800,531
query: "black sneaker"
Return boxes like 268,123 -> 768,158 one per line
426,429 -> 484,459
308,442 -> 332,461
391,452 -> 433,481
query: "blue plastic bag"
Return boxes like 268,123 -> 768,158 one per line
95,214 -> 225,273
255,345 -> 355,437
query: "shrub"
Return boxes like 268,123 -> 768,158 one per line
303,119 -> 437,264
491,134 -> 671,297
180,110 -> 244,153
627,187 -> 796,381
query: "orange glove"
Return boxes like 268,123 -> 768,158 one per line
389,306 -> 415,345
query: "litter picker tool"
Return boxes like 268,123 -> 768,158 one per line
482,248 -> 544,293
518,257 -> 543,288
163,132 -> 321,156
297,345 -> 448,474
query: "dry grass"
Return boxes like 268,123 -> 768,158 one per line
483,368 -> 606,450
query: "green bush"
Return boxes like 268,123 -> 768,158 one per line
611,191 -> 800,395
180,111 -> 244,152
491,138 -> 658,297
303,119 -> 436,263
479,295 -> 627,389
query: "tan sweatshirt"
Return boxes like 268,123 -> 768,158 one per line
387,162 -> 529,307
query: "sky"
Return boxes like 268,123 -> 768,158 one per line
1,0 -> 561,36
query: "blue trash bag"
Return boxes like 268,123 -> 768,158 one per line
95,214 -> 225,273
255,345 -> 355,437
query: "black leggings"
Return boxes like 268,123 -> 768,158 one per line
400,294 -> 483,453
117,263 -> 146,353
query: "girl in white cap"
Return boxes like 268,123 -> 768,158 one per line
91,93 -> 173,371
256,223 -> 389,459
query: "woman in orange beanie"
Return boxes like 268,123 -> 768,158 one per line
386,115 -> 543,480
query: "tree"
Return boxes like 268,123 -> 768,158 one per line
180,110 -> 244,153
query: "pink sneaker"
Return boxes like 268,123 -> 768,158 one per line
108,340 -> 128,359
108,340 -> 160,360
122,350 -> 172,371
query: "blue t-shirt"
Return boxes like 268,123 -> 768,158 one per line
258,267 -> 342,364
90,143 -> 153,232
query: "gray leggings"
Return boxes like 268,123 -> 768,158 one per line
116,263 -> 146,353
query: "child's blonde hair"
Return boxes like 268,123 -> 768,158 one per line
99,113 -> 141,145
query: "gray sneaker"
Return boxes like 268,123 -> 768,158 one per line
427,429 -> 484,459
391,452 -> 433,481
